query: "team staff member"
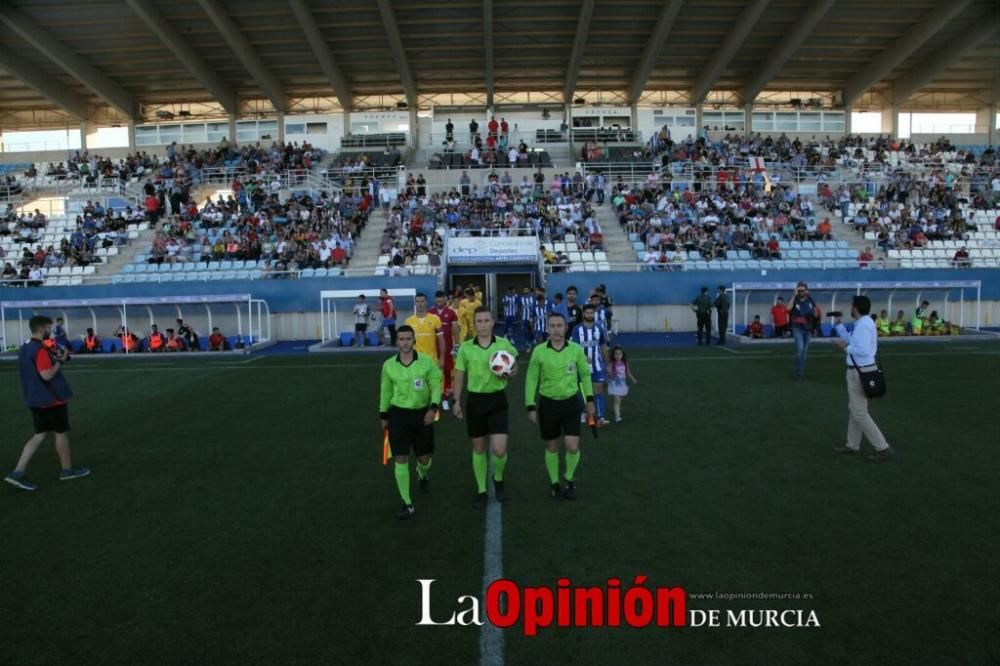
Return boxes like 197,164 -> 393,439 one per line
789,281 -> 820,381
691,287 -> 713,346
453,307 -> 518,506
833,296 -> 893,461
525,313 -> 595,500
428,291 -> 460,410
5,315 -> 90,491
379,325 -> 443,520
714,285 -> 730,345
405,294 -> 445,368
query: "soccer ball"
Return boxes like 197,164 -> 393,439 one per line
489,350 -> 515,377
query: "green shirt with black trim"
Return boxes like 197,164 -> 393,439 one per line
454,335 -> 518,394
524,339 -> 594,409
379,351 -> 442,416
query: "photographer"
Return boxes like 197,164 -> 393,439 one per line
789,281 -> 820,381
5,315 -> 90,491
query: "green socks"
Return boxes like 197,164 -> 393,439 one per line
416,459 -> 432,480
545,450 -> 560,484
473,452 -> 488,493
394,461 -> 411,505
565,451 -> 581,482
492,454 -> 508,482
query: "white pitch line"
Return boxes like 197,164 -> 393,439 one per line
480,459 -> 504,666
718,345 -> 740,354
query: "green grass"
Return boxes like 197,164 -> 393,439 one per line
1,341 -> 999,665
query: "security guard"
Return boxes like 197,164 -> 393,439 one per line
691,287 -> 713,346
714,285 -> 731,345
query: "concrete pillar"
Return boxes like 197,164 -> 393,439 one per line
843,104 -> 852,135
227,114 -> 236,144
629,103 -> 638,136
79,119 -> 88,151
743,102 -> 752,138
276,112 -> 285,144
975,105 -> 996,145
695,103 -> 704,139
564,101 -> 572,145
880,106 -> 898,135
127,119 -> 137,151
409,106 -> 418,149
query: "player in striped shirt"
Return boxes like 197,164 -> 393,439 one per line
518,286 -> 535,349
501,287 -> 519,340
572,303 -> 610,426
533,295 -> 549,343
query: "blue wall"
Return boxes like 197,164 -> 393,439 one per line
0,276 -> 439,313
546,269 -> 1000,304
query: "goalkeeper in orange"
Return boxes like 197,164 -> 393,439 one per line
379,325 -> 442,520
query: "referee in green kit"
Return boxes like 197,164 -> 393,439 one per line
379,325 -> 442,520
524,312 -> 595,500
452,306 -> 519,506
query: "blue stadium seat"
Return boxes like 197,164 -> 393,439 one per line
328,267 -> 342,277
339,332 -> 354,346
300,268 -> 315,278
788,241 -> 802,249
736,250 -> 750,259
121,264 -> 135,273
314,268 -> 328,277
366,332 -> 381,346
70,340 -> 83,353
133,264 -> 147,273
102,339 -> 121,353
220,261 -> 233,270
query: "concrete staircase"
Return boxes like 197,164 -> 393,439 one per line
593,202 -> 637,266
348,208 -> 389,274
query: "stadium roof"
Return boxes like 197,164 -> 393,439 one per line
0,0 -> 997,120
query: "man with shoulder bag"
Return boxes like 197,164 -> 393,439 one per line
833,296 -> 894,461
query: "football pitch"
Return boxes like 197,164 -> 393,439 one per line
2,340 -> 998,665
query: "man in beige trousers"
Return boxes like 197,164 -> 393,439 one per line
833,295 -> 894,461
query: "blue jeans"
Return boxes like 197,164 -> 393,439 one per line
792,327 -> 811,378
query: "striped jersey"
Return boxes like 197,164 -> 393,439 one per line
571,322 -> 608,372
519,294 -> 535,321
502,294 -> 519,319
534,303 -> 548,334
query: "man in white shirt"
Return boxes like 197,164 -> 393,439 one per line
833,295 -> 893,460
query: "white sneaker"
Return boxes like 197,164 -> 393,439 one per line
441,399 -> 450,411
580,413 -> 587,423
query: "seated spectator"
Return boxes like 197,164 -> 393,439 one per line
858,246 -> 875,268
814,218 -> 832,240
765,236 -> 781,259
744,315 -> 765,339
952,245 -> 971,268
209,327 -> 229,351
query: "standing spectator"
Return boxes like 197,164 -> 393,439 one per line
858,246 -> 875,268
5,315 -> 89,491
714,285 -> 730,345
833,296 -> 893,460
691,286 -> 713,346
352,294 -> 370,348
771,296 -> 790,338
789,282 -> 819,381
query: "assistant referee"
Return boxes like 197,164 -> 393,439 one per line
379,325 -> 442,520
524,312 -> 595,500
453,306 -> 518,506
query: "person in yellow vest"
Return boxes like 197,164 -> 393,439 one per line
404,293 -> 445,367
890,310 -> 907,336
457,288 -> 482,342
927,311 -> 946,335
875,310 -> 891,337
910,300 -> 929,336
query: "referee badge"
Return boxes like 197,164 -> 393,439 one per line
566,363 -> 576,375
413,378 -> 424,390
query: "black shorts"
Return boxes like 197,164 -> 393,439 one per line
537,395 -> 580,441
31,403 -> 70,434
465,391 -> 508,438
388,407 -> 434,457
355,323 -> 368,333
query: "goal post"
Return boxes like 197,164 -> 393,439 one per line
319,288 -> 417,347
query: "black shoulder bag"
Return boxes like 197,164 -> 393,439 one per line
850,353 -> 886,399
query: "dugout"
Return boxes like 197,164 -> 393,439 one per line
729,280 -> 983,339
0,294 -> 272,355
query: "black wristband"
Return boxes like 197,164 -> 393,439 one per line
526,405 -> 536,412
585,396 -> 595,403
429,403 -> 440,412
379,411 -> 389,420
